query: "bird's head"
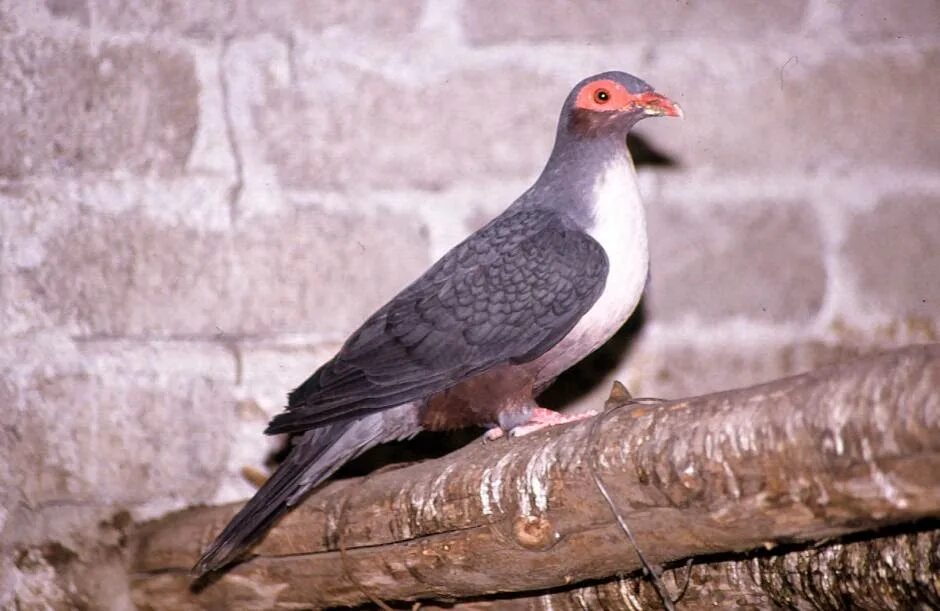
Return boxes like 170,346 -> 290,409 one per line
562,71 -> 682,138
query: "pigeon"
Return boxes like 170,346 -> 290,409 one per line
194,70 -> 681,575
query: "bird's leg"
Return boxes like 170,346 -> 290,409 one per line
481,385 -> 604,443
483,407 -> 597,441
509,407 -> 599,438
484,391 -> 667,443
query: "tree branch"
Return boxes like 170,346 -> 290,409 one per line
400,527 -> 939,610
130,344 -> 940,609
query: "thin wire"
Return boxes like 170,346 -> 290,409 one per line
586,395 -> 680,611
674,558 -> 694,602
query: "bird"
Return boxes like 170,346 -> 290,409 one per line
193,70 -> 681,576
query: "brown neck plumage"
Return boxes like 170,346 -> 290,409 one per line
567,108 -> 641,139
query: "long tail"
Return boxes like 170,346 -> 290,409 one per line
192,404 -> 421,576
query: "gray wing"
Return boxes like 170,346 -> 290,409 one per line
266,207 -> 608,435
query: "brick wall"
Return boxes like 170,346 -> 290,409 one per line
1,1 -> 937,607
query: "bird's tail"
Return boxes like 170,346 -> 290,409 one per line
192,404 -> 421,577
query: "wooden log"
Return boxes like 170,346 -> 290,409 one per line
130,344 -> 940,609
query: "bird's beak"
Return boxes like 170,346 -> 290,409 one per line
635,91 -> 683,119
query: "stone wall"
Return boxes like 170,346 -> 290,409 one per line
1,1 -> 937,608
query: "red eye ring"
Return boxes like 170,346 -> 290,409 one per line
593,88 -> 610,104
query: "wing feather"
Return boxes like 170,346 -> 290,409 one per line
267,207 -> 609,435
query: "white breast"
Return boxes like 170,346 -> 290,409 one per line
532,157 -> 649,385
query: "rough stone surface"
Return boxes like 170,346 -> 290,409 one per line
0,1 -> 45,33
1,539 -> 134,611
840,0 -> 940,39
623,338 -> 872,399
225,206 -> 430,338
462,0 -> 809,44
1,185 -> 430,338
0,336 -> 235,518
91,0 -> 234,38
646,200 -> 827,324
0,336 -> 235,611
1,2 -> 938,608
644,46 -> 940,173
243,0 -> 423,37
45,0 -> 89,26
0,34 -> 198,179
91,0 -> 423,38
253,60 -> 565,190
1,184 -> 229,338
0,338 -> 230,611
844,194 -> 940,320
238,342 -> 342,415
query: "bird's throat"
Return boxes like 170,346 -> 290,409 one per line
531,134 -> 634,227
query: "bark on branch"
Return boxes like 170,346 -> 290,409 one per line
130,344 -> 940,609
402,528 -> 939,610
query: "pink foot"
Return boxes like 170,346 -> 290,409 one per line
482,427 -> 505,442
509,407 -> 599,438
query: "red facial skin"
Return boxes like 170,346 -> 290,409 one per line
574,79 -> 682,117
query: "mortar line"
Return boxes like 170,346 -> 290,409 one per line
218,36 -> 245,226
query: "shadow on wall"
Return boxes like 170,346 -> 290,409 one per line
627,133 -> 677,168
539,300 -> 647,411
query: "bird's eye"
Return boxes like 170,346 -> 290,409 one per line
594,89 -> 610,104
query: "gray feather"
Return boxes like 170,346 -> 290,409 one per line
269,207 -> 608,435
192,403 -> 421,576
